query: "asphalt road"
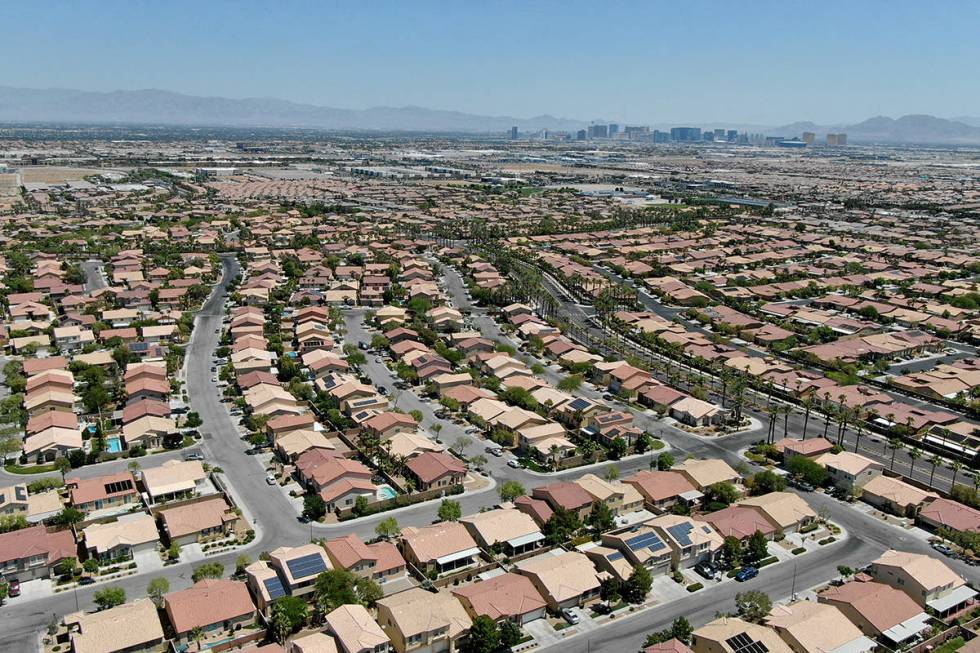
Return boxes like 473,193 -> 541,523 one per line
80,260 -> 107,292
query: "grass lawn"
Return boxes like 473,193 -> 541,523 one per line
4,462 -> 58,474
933,637 -> 965,653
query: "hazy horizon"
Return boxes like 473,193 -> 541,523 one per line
3,1 -> 978,125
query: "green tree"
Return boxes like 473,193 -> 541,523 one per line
191,562 -> 224,583
600,576 -> 622,603
352,495 -> 371,517
460,615 -> 500,653
745,531 -> 769,564
375,517 -> 400,540
146,577 -> 169,608
303,494 -> 327,521
313,568 -> 383,614
587,500 -> 615,537
785,455 -> 829,486
52,507 -> 85,526
56,557 -> 78,578
167,541 -> 181,561
720,535 -> 743,570
83,558 -> 100,574
749,470 -> 786,495
498,480 -> 526,503
736,590 -> 772,623
271,595 -> 309,643
623,564 -> 653,603
672,616 -> 693,644
500,619 -> 522,648
93,586 -> 126,610
656,452 -> 675,471
543,506 -> 582,544
608,437 -> 628,460
235,554 -> 251,577
704,482 -> 740,507
557,374 -> 583,392
437,498 -> 462,522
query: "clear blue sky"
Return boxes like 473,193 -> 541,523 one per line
4,0 -> 978,125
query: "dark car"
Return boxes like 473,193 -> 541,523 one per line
694,561 -> 717,579
7,579 -> 20,596
78,577 -> 95,586
735,566 -> 759,582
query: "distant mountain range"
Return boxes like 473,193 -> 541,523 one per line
0,86 -> 592,133
1,86 -> 979,144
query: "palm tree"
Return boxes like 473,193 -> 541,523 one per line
950,460 -> 963,492
190,627 -> 204,651
907,447 -> 922,479
887,437 -> 904,471
801,396 -> 813,440
927,454 -> 943,489
852,408 -> 865,453
822,392 -> 833,440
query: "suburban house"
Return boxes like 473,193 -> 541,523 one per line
268,543 -> 332,598
376,587 -> 472,653
858,475 -> 938,516
400,522 -> 480,576
67,472 -> 139,513
818,580 -> 931,648
139,459 -> 209,504
869,549 -> 976,617
737,492 -> 817,534
157,496 -> 243,546
814,452 -> 883,492
648,514 -> 723,569
67,598 -> 165,653
623,470 -> 700,513
704,505 -> 778,541
918,498 -> 980,536
673,459 -> 742,491
574,473 -> 644,516
515,551 -> 602,610
692,617 -> 794,653
404,452 -> 466,491
452,572 -> 548,626
0,524 -> 76,581
325,603 -> 392,653
460,507 -> 544,556
766,601 -> 876,653
164,579 -> 257,646
323,533 -> 407,584
601,523 -> 674,572
531,481 -> 594,520
82,513 -> 159,562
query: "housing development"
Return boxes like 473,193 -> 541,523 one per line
0,129 -> 977,653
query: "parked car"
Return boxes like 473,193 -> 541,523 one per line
561,608 -> 580,624
932,543 -> 954,556
358,341 -> 368,350
694,561 -> 717,580
507,459 -> 523,469
7,579 -> 20,597
183,452 -> 204,461
265,473 -> 277,485
489,448 -> 503,457
378,386 -> 389,396
735,566 -> 759,582
592,602 -> 612,615
78,576 -> 95,586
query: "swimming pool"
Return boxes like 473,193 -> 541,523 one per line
106,437 -> 122,454
376,485 -> 397,501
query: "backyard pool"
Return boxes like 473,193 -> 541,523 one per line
376,485 -> 397,501
105,437 -> 122,454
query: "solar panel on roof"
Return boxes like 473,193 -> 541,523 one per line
263,577 -> 287,599
569,398 -> 590,411
286,553 -> 327,579
726,633 -> 769,653
608,552 -> 624,561
625,532 -> 665,552
667,522 -> 695,547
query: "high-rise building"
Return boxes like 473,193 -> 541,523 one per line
608,124 -> 619,137
802,131 -> 816,145
625,125 -> 650,139
670,127 -> 701,142
509,126 -> 518,139
826,133 -> 841,146
714,129 -> 726,141
653,130 -> 669,143
576,129 -> 587,140
588,124 -> 608,139
727,129 -> 738,142
837,133 -> 847,145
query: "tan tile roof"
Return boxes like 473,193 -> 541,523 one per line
164,579 -> 256,635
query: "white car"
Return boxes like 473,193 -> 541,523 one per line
265,473 -> 277,485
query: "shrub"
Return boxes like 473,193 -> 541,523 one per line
686,582 -> 703,592
818,537 -> 836,545
799,522 -> 819,534
757,556 -> 779,567
792,547 -> 806,555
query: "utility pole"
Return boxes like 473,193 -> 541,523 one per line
791,562 -> 798,601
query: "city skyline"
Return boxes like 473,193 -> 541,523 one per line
3,1 -> 979,125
